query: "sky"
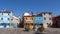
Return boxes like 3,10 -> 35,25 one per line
0,0 -> 60,18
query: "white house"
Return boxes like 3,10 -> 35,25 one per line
10,15 -> 20,28
0,9 -> 20,28
41,12 -> 52,28
0,9 -> 12,28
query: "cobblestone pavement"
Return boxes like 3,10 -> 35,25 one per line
0,28 -> 60,34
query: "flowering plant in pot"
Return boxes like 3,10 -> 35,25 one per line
25,26 -> 30,31
37,26 -> 44,32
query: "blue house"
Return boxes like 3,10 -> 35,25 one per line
33,14 -> 43,29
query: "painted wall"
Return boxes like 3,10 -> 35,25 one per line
10,16 -> 20,28
42,13 -> 52,25
24,16 -> 34,23
23,16 -> 34,29
34,16 -> 43,24
0,13 -> 10,28
42,13 -> 52,28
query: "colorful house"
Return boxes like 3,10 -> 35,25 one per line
22,12 -> 34,30
36,12 -> 52,28
33,14 -> 43,29
0,9 -> 20,28
0,9 -> 12,28
10,16 -> 20,28
52,15 -> 60,28
52,16 -> 56,27
41,12 -> 52,28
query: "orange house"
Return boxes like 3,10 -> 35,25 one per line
22,12 -> 34,30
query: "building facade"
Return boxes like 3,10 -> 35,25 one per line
41,12 -> 52,28
10,16 -> 20,28
0,9 -> 20,28
33,14 -> 43,29
37,12 -> 52,28
55,16 -> 60,28
52,16 -> 60,28
0,9 -> 12,28
22,12 -> 34,30
52,16 -> 56,27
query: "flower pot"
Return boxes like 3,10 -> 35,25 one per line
25,26 -> 30,31
37,27 -> 44,32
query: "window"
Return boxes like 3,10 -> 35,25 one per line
8,18 -> 9,20
26,18 -> 27,20
39,18 -> 40,19
32,18 -> 33,20
27,23 -> 29,26
11,23 -> 13,26
2,13 -> 3,15
1,23 -> 10,26
49,13 -> 51,15
47,23 -> 48,25
0,23 -> 2,25
44,17 -> 46,20
30,18 -> 33,20
31,23 -> 33,25
44,13 -> 45,15
1,18 -> 3,20
16,19 -> 18,20
7,23 -> 10,25
8,13 -> 9,15
11,19 -> 13,21
49,18 -> 51,20
25,23 -> 27,25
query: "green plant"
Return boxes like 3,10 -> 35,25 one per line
25,26 -> 30,31
37,27 -> 44,32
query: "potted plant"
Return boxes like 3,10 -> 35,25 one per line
25,26 -> 30,31
37,26 -> 44,32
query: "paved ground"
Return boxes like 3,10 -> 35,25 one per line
0,28 -> 60,34
45,28 -> 60,34
0,28 -> 35,34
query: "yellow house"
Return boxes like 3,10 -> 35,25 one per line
22,12 -> 34,30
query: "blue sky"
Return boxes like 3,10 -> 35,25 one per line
0,0 -> 60,18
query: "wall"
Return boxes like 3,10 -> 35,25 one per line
10,16 -> 20,28
42,13 -> 52,28
23,16 -> 34,29
24,16 -> 34,23
34,16 -> 43,24
52,17 -> 56,27
55,16 -> 60,28
42,13 -> 52,25
52,16 -> 60,28
0,13 -> 10,28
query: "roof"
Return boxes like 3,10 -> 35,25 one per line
55,15 -> 60,18
23,12 -> 32,16
33,13 -> 42,17
13,16 -> 19,19
40,12 -> 52,14
0,9 -> 12,13
24,16 -> 33,17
